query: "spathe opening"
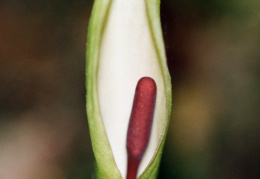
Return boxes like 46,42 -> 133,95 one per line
97,0 -> 167,178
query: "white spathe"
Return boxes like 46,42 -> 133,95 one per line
98,0 -> 166,178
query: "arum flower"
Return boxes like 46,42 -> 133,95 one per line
86,0 -> 172,178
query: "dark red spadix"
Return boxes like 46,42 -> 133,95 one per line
126,77 -> 157,179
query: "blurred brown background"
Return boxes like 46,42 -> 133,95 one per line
0,0 -> 259,178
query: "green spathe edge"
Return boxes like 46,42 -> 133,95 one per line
85,0 -> 172,178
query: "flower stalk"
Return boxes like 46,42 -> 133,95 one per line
126,77 -> 157,179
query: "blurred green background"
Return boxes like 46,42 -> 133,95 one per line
0,0 -> 259,178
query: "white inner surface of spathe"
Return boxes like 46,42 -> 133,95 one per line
98,0 -> 166,178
